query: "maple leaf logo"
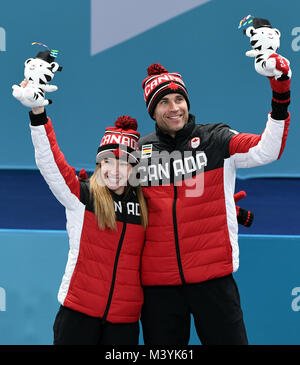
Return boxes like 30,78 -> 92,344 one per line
168,82 -> 179,90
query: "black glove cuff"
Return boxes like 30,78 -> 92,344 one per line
29,109 -> 48,126
271,99 -> 290,120
237,207 -> 254,227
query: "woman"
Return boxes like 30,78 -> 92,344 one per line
23,103 -> 147,344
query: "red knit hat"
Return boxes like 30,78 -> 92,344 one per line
96,116 -> 140,165
142,63 -> 190,119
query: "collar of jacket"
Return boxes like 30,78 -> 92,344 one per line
109,186 -> 135,202
155,114 -> 195,146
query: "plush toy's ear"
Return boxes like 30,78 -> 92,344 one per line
245,26 -> 255,37
49,62 -> 60,73
25,58 -> 33,66
273,28 -> 281,38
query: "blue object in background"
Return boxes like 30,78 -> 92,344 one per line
0,0 -> 300,346
235,235 -> 300,345
0,231 -> 67,345
0,0 -> 299,177
1,169 -> 300,235
0,232 -> 299,345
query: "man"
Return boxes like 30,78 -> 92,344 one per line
138,32 -> 291,344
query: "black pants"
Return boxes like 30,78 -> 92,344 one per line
141,274 -> 248,345
53,306 -> 140,345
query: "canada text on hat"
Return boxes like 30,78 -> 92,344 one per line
144,72 -> 186,100
100,130 -> 139,150
142,63 -> 190,118
96,116 -> 140,164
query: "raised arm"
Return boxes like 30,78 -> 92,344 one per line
229,74 -> 290,168
30,107 -> 81,210
230,18 -> 292,168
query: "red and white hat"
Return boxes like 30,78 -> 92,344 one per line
142,63 -> 190,119
96,116 -> 140,165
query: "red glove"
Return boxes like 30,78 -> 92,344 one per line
268,53 -> 290,75
234,190 -> 247,203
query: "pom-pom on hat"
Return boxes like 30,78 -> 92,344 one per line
96,116 -> 140,165
142,63 -> 190,119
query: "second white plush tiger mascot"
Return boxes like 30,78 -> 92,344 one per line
12,44 -> 62,107
244,17 -> 291,80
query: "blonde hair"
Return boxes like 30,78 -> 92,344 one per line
89,164 -> 148,230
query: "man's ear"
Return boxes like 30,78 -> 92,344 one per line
152,110 -> 157,121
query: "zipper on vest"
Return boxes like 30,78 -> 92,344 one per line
102,221 -> 127,323
172,184 -> 186,285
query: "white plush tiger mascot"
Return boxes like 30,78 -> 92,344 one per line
244,18 -> 291,80
12,49 -> 63,107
